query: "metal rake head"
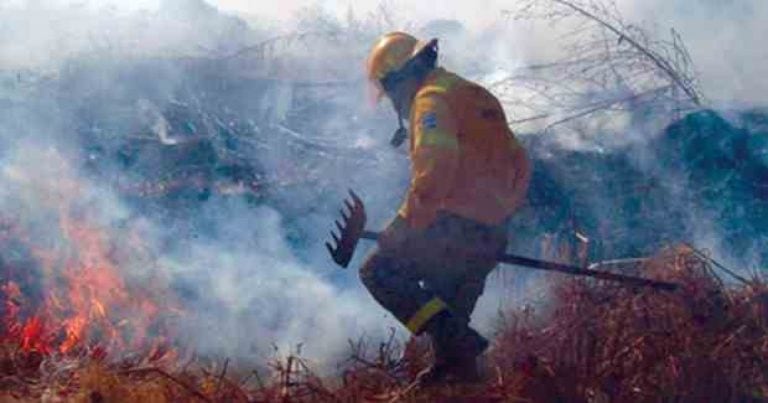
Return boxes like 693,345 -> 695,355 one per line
325,190 -> 367,268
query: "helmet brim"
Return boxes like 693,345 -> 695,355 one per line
365,38 -> 437,105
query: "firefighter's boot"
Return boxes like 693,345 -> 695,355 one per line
417,311 -> 489,385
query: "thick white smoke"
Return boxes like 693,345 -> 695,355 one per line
0,0 -> 400,368
209,0 -> 767,106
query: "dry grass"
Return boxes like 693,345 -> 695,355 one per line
1,246 -> 766,402
491,245 -> 768,402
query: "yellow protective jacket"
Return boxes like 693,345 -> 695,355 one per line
398,67 -> 531,229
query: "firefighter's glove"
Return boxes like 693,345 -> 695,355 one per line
379,214 -> 411,252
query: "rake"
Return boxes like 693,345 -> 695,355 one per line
325,190 -> 679,292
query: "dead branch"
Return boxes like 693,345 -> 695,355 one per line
501,0 -> 703,133
549,0 -> 701,105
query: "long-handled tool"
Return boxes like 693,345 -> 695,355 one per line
326,191 -> 679,292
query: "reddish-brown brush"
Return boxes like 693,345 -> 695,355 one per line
491,246 -> 768,402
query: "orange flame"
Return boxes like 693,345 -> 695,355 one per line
1,210 -> 180,359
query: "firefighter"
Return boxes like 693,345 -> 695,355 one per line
359,32 -> 532,383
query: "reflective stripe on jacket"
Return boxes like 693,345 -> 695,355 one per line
398,67 -> 531,229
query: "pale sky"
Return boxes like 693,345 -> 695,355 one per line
205,0 -> 513,29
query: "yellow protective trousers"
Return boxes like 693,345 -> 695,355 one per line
359,212 -> 507,334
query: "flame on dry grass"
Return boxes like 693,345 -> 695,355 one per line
2,220 -> 178,357
0,194 -> 180,359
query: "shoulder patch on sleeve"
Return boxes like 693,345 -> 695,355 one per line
420,112 -> 438,130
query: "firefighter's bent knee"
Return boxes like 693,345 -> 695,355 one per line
359,251 -> 389,292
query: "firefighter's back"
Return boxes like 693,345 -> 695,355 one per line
418,68 -> 530,226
